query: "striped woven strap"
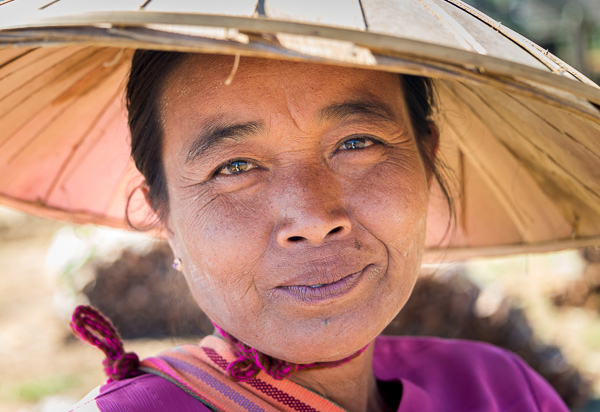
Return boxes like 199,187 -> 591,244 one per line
140,336 -> 348,412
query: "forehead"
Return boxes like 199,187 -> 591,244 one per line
160,55 -> 404,124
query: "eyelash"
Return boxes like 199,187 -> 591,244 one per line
214,135 -> 380,177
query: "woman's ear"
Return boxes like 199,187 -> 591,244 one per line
164,225 -> 183,273
140,182 -> 152,209
140,182 -> 174,237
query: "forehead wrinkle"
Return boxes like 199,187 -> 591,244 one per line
186,120 -> 263,164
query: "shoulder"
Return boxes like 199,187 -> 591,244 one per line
374,336 -> 568,412
373,335 -> 526,382
374,335 -> 540,376
374,335 -> 525,368
69,373 -> 211,412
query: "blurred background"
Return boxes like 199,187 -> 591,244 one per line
1,1 -> 600,411
464,0 -> 600,83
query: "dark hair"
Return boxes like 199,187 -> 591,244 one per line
126,50 -> 186,225
401,74 -> 455,237
126,50 -> 453,231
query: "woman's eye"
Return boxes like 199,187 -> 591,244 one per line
219,160 -> 255,175
340,137 -> 373,151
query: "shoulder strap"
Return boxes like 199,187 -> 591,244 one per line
140,336 -> 347,412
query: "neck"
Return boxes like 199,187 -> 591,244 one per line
288,344 -> 395,412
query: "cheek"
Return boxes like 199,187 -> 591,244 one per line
170,191 -> 273,324
347,158 -> 429,300
348,158 -> 429,248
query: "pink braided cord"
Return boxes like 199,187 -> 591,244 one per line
70,305 -> 142,382
212,322 -> 369,382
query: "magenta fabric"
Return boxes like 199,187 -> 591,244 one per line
95,374 -> 212,412
373,336 -> 568,412
78,336 -> 568,412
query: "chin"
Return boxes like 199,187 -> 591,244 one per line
259,284 -> 411,364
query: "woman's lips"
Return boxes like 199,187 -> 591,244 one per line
275,265 -> 370,303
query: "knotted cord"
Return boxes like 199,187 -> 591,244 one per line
212,322 -> 369,382
70,305 -> 142,382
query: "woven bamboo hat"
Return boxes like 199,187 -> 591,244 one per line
1,0 -> 599,261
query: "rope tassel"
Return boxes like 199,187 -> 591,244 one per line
70,305 -> 143,382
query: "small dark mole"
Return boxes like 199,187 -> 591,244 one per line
354,239 -> 362,251
323,318 -> 329,326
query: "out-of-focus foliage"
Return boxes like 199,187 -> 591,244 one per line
463,0 -> 600,83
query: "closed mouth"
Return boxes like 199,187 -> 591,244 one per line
275,266 -> 370,302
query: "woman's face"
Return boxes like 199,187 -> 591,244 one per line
160,55 -> 430,363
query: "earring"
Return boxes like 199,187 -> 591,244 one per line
172,258 -> 183,272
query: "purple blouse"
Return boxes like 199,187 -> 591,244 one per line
71,336 -> 568,411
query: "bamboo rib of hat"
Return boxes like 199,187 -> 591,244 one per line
1,0 -> 599,261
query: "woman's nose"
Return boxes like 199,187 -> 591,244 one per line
275,167 -> 352,248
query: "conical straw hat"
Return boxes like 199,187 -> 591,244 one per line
1,0 -> 599,261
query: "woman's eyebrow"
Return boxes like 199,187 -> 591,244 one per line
318,99 -> 398,125
186,121 -> 263,164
